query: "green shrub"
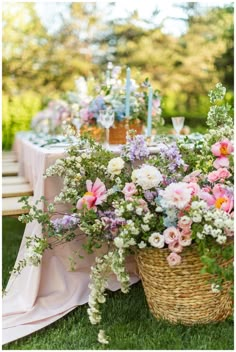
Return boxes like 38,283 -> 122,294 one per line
2,91 -> 43,150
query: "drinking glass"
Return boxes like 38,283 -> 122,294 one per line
73,117 -> 82,137
99,108 -> 115,147
171,117 -> 185,136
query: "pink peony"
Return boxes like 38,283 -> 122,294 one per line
167,252 -> 182,266
213,157 -> 230,169
211,139 -> 234,157
163,227 -> 180,244
160,182 -> 192,209
122,183 -> 137,201
200,184 -> 233,213
168,240 -> 183,253
208,168 -> 231,183
76,178 -> 106,210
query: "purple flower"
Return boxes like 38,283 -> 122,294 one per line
144,190 -> 158,202
98,210 -> 126,239
157,143 -> 185,172
51,214 -> 79,232
122,135 -> 150,161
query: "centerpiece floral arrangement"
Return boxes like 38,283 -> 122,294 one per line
31,100 -> 71,135
16,84 -> 233,344
65,64 -> 163,143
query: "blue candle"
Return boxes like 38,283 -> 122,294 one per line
125,67 -> 131,117
147,86 -> 153,137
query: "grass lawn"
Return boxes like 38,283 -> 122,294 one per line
2,217 -> 234,350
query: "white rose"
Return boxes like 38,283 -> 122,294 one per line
148,232 -> 165,248
132,165 -> 162,190
107,157 -> 125,175
136,207 -> 143,216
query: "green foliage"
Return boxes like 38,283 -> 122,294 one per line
2,92 -> 42,150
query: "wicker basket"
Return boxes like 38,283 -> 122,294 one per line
80,125 -> 104,142
135,246 -> 233,325
109,120 -> 143,144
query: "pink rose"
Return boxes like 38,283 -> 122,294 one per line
211,139 -> 234,157
213,157 -> 229,169
183,170 -> 201,183
122,182 -> 137,201
224,228 -> 234,237
207,170 -> 219,183
163,227 -> 180,244
178,216 -> 192,230
167,252 -> 182,266
168,240 -> 183,253
179,232 -> 192,246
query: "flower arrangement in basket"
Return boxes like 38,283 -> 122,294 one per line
16,84 -> 233,345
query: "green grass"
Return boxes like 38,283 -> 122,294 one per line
2,217 -> 234,350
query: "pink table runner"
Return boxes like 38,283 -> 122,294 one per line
3,135 -> 139,344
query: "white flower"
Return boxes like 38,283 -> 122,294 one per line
214,218 -> 224,228
192,214 -> 202,223
197,232 -> 205,240
148,232 -> 165,248
127,204 -> 134,211
216,235 -> 227,244
114,237 -> 124,248
132,165 -> 162,190
98,330 -> 109,345
138,241 -> 147,249
136,207 -> 143,216
107,157 -> 125,175
211,283 -> 221,293
155,206 -> 163,213
141,224 -> 150,232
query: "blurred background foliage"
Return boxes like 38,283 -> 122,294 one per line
2,2 -> 234,149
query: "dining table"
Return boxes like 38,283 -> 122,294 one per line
3,132 -> 141,345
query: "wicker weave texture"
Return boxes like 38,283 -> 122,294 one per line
136,247 -> 233,325
109,121 -> 143,144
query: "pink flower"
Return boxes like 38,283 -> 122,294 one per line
213,157 -> 229,169
200,184 -> 233,213
186,182 -> 200,196
179,232 -> 192,246
122,183 -> 137,201
168,240 -> 183,253
183,170 -> 201,183
160,182 -> 192,209
137,198 -> 149,212
76,178 -> 106,210
208,168 -> 231,183
178,216 -> 192,230
167,252 -> 182,266
80,108 -> 94,123
163,227 -> 180,244
224,228 -> 234,237
211,139 -> 234,157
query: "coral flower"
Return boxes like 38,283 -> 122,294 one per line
200,184 -> 233,213
211,139 -> 234,157
76,178 -> 107,210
